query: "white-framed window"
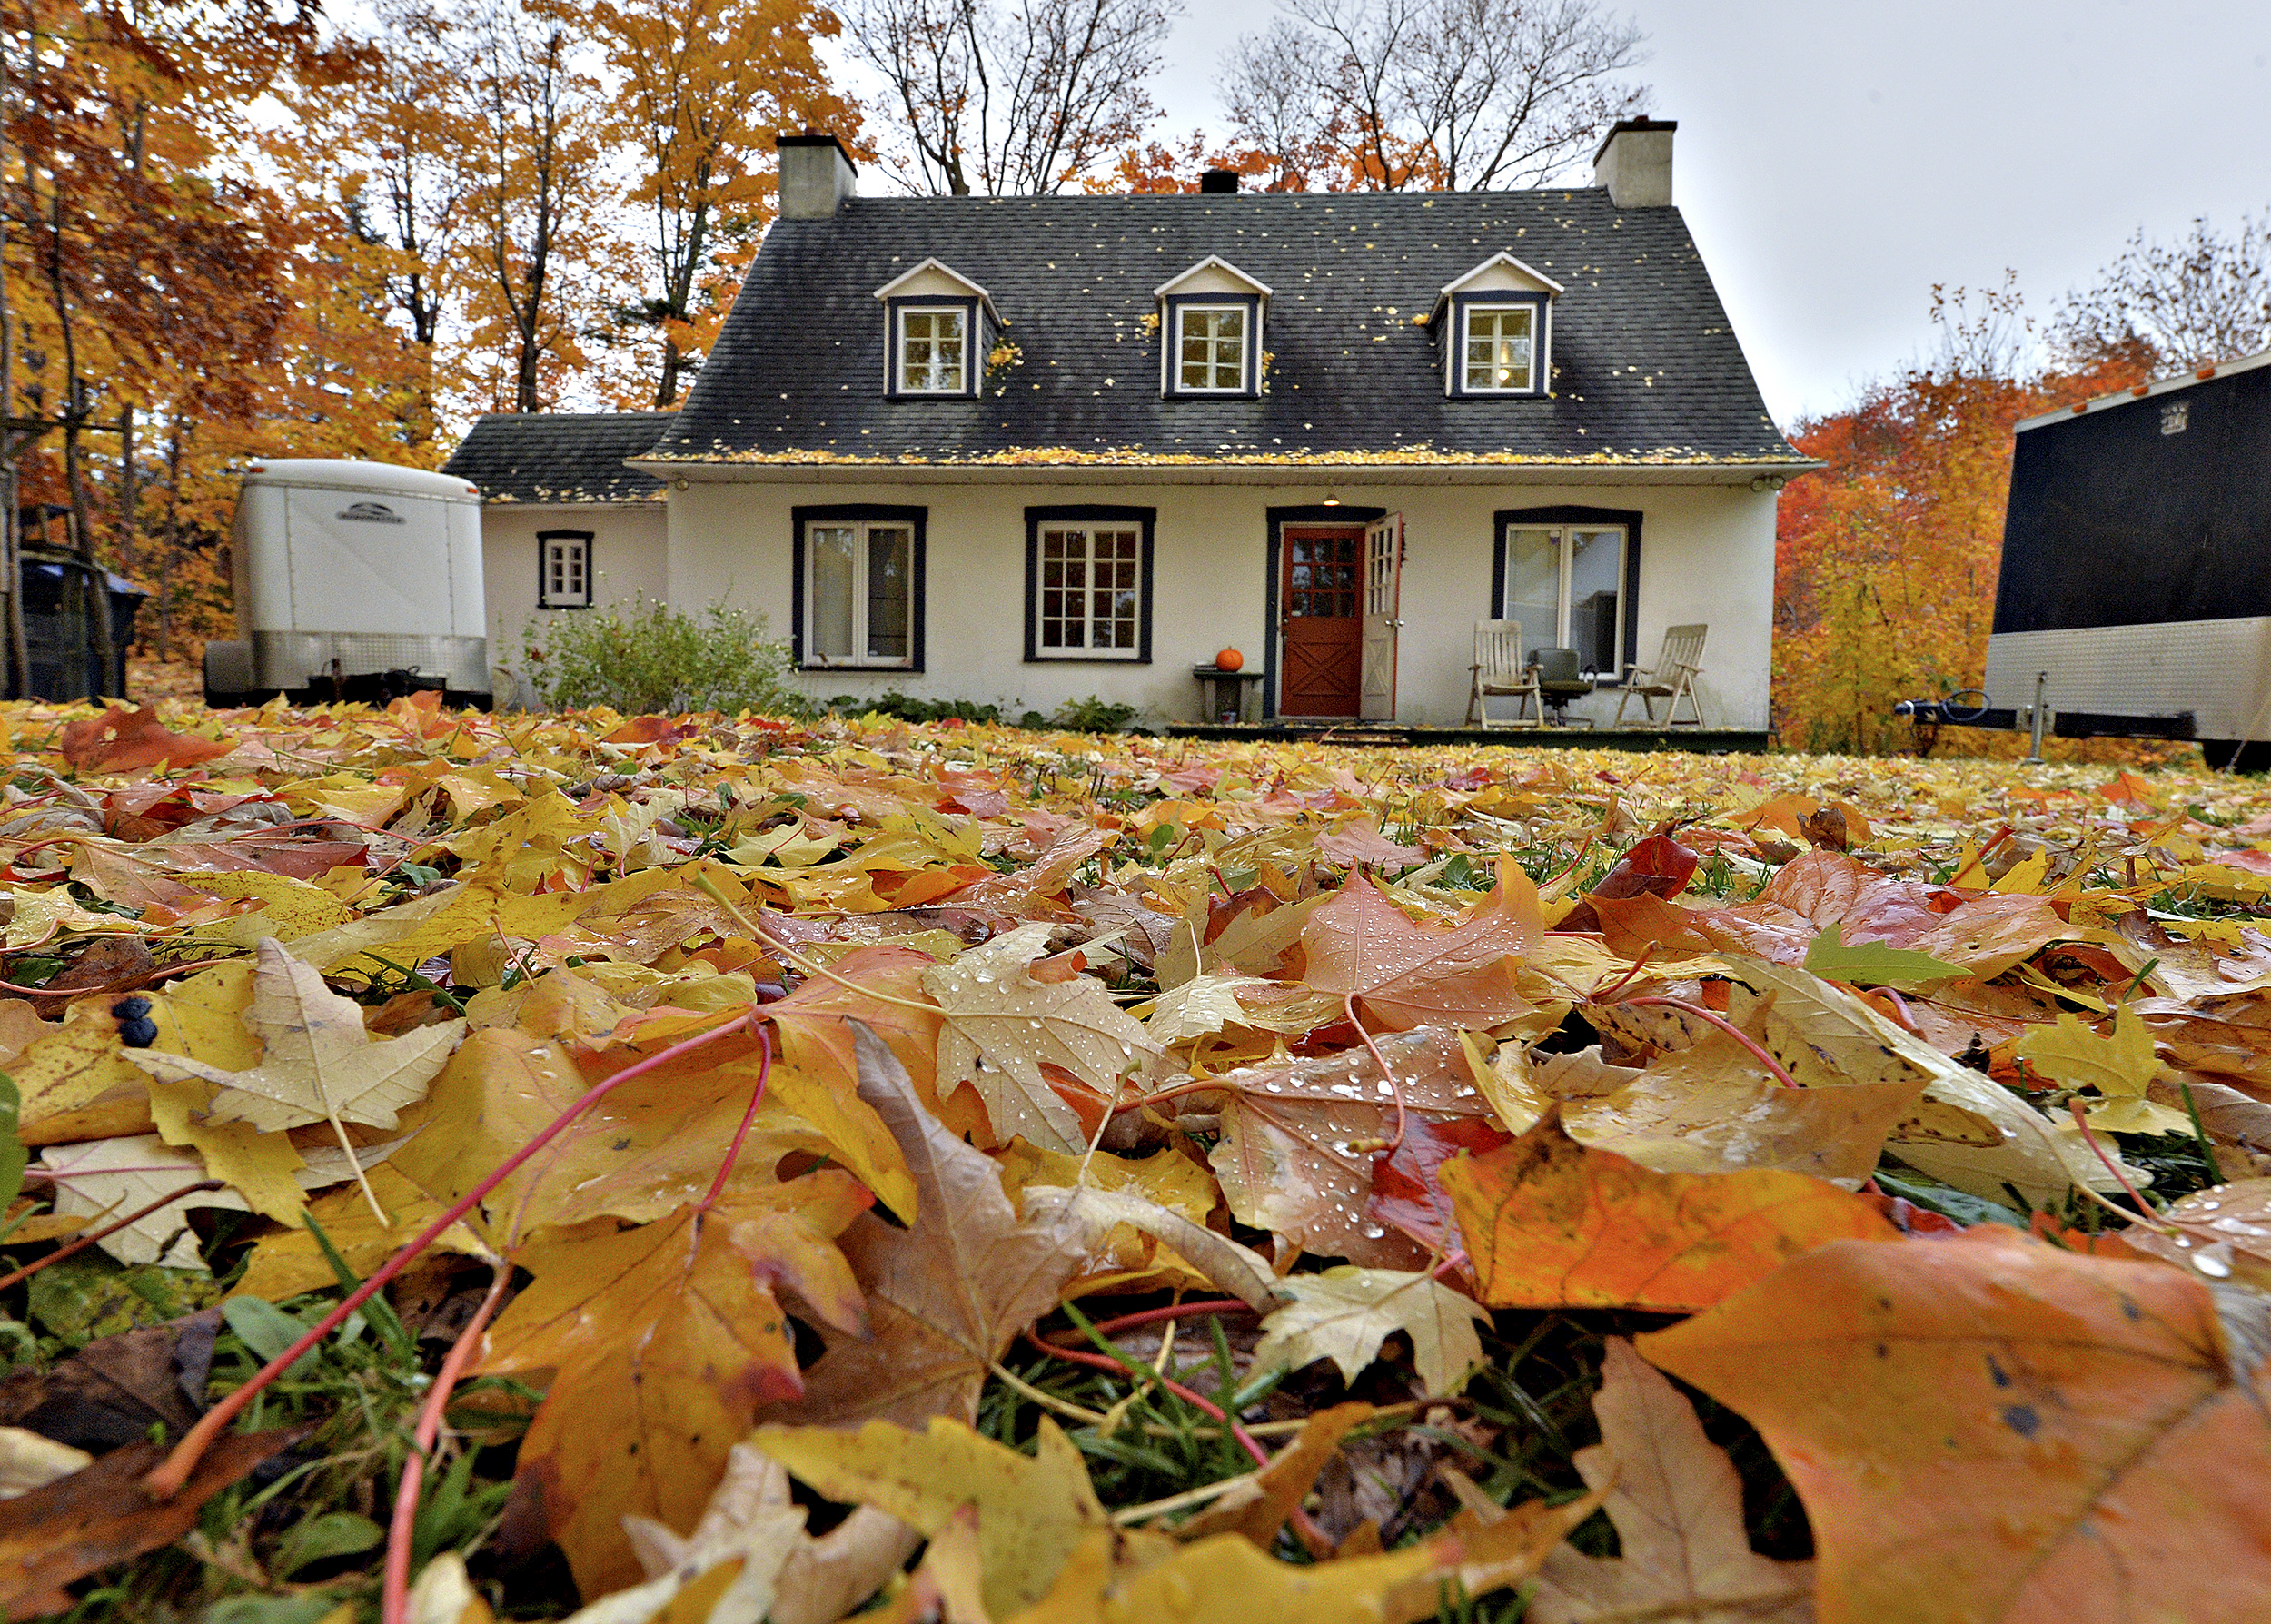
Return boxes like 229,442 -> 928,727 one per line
1175,303 -> 1249,393
1026,507 -> 1152,661
803,518 -> 916,667
538,530 -> 592,609
1463,303 -> 1539,393
1501,521 -> 1627,677
895,304 -> 968,394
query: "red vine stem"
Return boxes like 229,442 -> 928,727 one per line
379,1268 -> 511,1624
0,1179 -> 223,1293
2066,1098 -> 2163,1216
1342,993 -> 1408,1154
1613,996 -> 1800,1089
1592,945 -> 1656,1003
699,1024 -> 773,1211
140,1010 -> 757,1500
1038,1299 -> 1252,1344
1026,1332 -> 1329,1548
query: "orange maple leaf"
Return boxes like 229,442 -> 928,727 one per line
56,706 -> 231,774
1436,1108 -> 1899,1312
1641,1227 -> 2271,1624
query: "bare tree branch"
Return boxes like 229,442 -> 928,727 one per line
841,0 -> 1179,194
2050,213 -> 2271,373
1218,0 -> 1648,191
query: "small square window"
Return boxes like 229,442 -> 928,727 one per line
897,306 -> 968,394
539,531 -> 593,609
1174,304 -> 1249,393
1461,303 -> 1539,393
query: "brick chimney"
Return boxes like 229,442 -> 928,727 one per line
777,132 -> 857,220
1592,118 -> 1675,208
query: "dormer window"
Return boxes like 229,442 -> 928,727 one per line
1433,253 -> 1563,399
897,307 -> 966,393
1177,305 -> 1248,392
1155,257 -> 1271,400
873,259 -> 997,400
1463,304 -> 1538,392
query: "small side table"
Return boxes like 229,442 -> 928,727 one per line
1193,665 -> 1266,724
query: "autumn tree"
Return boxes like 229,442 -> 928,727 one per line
1771,282 -> 2152,754
2050,211 -> 2271,373
455,0 -> 617,412
1217,0 -> 1649,192
590,0 -> 858,406
839,0 -> 1177,195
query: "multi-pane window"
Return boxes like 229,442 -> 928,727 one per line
1177,305 -> 1248,392
1286,533 -> 1359,619
1502,523 -> 1626,675
539,531 -> 592,609
1036,525 -> 1143,656
1463,305 -> 1536,392
806,520 -> 914,666
897,307 -> 967,393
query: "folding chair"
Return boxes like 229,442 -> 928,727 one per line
1466,619 -> 1542,728
1614,623 -> 1709,726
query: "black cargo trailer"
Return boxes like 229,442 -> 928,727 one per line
1974,350 -> 2271,765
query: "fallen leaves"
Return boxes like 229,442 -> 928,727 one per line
8,695 -> 2271,1624
1641,1228 -> 2271,1624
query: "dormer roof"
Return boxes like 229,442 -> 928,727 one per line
1427,252 -> 1565,324
872,257 -> 1000,322
1153,255 -> 1274,301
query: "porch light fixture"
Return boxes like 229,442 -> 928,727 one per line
1321,490 -> 1341,506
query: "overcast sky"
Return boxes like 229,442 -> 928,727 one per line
1141,0 -> 2271,423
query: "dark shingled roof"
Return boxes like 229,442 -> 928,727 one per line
644,189 -> 1800,469
443,412 -> 672,503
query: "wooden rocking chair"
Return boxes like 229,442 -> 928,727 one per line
1614,623 -> 1709,726
1467,620 -> 1542,728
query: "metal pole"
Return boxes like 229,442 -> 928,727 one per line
2022,670 -> 2048,764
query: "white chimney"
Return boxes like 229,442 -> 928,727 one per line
1592,118 -> 1675,208
778,133 -> 857,220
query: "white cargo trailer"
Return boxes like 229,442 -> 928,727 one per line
205,460 -> 492,707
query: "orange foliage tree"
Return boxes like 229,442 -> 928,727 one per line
1771,285 -> 2154,755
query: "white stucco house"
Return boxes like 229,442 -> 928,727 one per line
448,120 -> 1806,729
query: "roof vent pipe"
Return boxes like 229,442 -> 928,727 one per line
1592,118 -> 1675,208
1198,169 -> 1241,193
777,132 -> 858,219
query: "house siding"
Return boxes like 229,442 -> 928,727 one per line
481,504 -> 669,698
665,478 -> 1773,728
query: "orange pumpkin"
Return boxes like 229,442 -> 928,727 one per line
1215,648 -> 1245,672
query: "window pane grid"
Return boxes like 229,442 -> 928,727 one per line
541,536 -> 591,607
1177,306 -> 1246,391
1036,527 -> 1142,654
899,307 -> 967,393
1501,524 -> 1624,678
1463,306 -> 1535,391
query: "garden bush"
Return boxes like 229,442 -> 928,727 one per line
519,598 -> 806,716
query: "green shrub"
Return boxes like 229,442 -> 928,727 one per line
1035,695 -> 1139,733
519,598 -> 807,716
830,690 -> 1001,724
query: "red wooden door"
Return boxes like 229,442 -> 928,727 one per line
1281,527 -> 1364,717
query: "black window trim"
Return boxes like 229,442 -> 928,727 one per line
1161,292 -> 1263,400
1024,504 -> 1156,664
1261,503 -> 1386,720
536,528 -> 595,609
884,295 -> 984,401
1446,291 -> 1552,399
1491,505 -> 1642,686
791,503 -> 928,672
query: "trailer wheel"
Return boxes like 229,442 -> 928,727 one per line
2202,741 -> 2271,773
